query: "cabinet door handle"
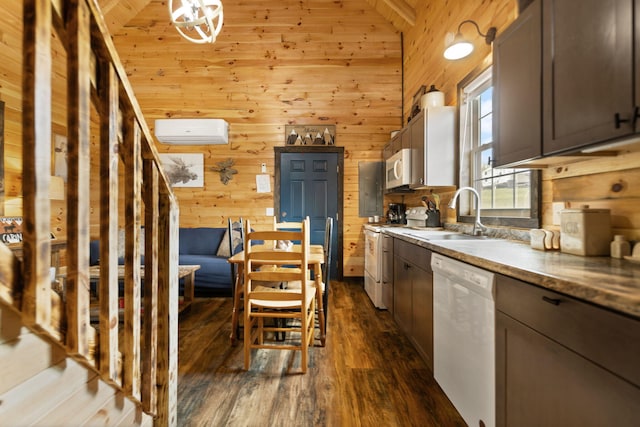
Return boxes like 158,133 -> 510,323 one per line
542,295 -> 561,305
404,262 -> 411,270
615,112 -> 631,129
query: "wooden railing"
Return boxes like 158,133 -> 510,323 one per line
2,0 -> 179,425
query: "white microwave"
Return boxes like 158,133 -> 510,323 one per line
385,148 -> 411,189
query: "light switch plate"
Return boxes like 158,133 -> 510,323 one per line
266,207 -> 274,216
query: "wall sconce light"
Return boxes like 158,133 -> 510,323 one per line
169,0 -> 224,44
444,20 -> 497,60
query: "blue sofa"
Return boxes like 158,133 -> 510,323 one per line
178,227 -> 234,295
89,227 -> 238,297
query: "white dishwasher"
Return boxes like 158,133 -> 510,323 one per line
431,253 -> 496,427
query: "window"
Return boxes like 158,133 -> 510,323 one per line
458,66 -> 540,228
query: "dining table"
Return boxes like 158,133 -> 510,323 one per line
227,243 -> 325,345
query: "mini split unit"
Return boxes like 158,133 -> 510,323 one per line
154,118 -> 229,145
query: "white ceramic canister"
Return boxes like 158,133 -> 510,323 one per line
421,85 -> 445,108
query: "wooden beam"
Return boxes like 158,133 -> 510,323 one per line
381,0 -> 416,26
157,194 -> 180,427
22,0 -> 53,332
123,115 -> 143,401
98,58 -> 121,385
65,0 -> 92,358
142,159 -> 159,415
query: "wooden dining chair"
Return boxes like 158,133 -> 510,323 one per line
272,216 -> 306,231
287,216 -> 332,346
243,218 -> 316,373
227,218 -> 244,340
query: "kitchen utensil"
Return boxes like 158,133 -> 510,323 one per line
432,192 -> 440,210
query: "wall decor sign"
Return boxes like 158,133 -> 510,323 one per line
0,216 -> 22,244
159,153 -> 204,187
210,158 -> 238,185
285,125 -> 335,146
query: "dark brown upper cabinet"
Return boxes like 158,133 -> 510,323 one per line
494,0 -> 639,167
493,0 -> 542,167
542,0 -> 635,155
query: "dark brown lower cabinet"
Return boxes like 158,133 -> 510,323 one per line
393,239 -> 433,371
381,234 -> 393,312
496,275 -> 640,426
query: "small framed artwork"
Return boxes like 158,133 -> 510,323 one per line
159,153 -> 204,187
54,134 -> 68,183
285,125 -> 335,146
0,216 -> 23,244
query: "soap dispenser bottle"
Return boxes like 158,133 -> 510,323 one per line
610,235 -> 631,259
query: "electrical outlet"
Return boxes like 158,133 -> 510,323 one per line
552,202 -> 566,225
266,207 -> 274,216
261,163 -> 267,173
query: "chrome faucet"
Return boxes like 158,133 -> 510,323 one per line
448,186 -> 487,236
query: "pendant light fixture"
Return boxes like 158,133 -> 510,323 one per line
169,0 -> 224,44
444,20 -> 496,60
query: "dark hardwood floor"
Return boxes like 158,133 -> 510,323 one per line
176,279 -> 466,426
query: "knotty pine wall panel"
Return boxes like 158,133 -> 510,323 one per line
110,0 -> 403,276
393,0 -> 640,242
386,0 -> 518,227
3,0 -> 639,281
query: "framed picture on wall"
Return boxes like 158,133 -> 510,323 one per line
159,153 -> 204,188
0,216 -> 22,244
54,134 -> 68,182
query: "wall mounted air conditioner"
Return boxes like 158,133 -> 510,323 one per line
154,118 -> 229,145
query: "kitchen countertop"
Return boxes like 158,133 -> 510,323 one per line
383,228 -> 640,320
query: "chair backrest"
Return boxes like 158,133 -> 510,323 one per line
228,217 -> 244,286
244,218 -> 310,300
272,216 -> 307,231
228,218 -> 244,256
323,216 -> 334,285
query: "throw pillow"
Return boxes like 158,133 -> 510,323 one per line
216,222 -> 243,257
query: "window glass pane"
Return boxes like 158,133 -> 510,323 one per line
514,172 -> 531,208
494,179 -> 515,209
480,149 -> 492,179
480,182 -> 493,210
458,65 -> 538,228
480,87 -> 493,116
480,115 -> 492,145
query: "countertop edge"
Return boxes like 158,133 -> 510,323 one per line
384,229 -> 640,320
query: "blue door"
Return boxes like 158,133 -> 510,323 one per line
279,151 -> 340,280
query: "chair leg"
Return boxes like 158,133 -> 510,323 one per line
230,267 -> 244,345
316,287 -> 326,346
244,301 -> 252,370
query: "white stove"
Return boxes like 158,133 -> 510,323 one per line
363,223 -> 404,308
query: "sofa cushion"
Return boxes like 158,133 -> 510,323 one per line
216,221 -> 243,258
179,228 -> 225,256
178,254 -> 231,288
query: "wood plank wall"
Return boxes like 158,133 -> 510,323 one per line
2,0 -> 640,280
108,0 -> 403,277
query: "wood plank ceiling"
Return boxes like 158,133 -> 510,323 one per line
98,0 -> 417,35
